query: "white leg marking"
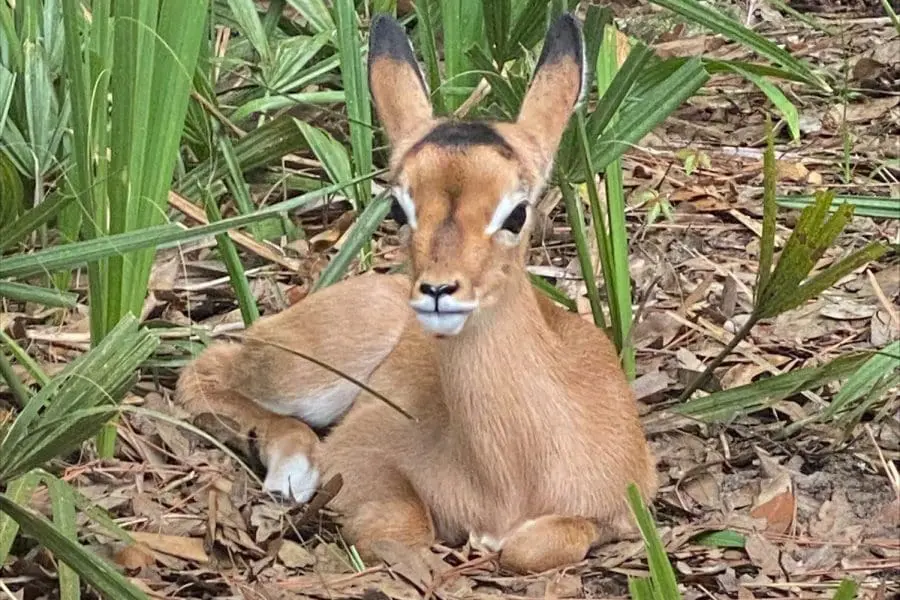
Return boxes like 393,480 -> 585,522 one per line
263,450 -> 320,503
469,532 -> 504,553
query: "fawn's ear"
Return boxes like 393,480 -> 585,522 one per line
368,14 -> 434,152
516,13 -> 585,167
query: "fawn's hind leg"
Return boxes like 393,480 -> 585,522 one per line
176,273 -> 413,502
497,515 -> 601,573
318,404 -> 435,559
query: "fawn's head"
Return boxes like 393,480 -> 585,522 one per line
369,13 -> 584,336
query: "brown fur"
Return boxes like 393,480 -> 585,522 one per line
175,13 -> 657,573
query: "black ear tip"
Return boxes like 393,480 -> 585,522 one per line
536,12 -> 584,71
369,13 -> 411,58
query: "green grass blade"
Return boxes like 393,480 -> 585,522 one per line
0,472 -> 41,565
230,90 -> 344,123
591,58 -> 708,172
285,0 -> 334,34
626,483 -> 681,600
647,0 -> 829,91
483,0 -> 511,64
0,345 -> 31,409
776,194 -> 900,220
785,243 -> 887,315
690,529 -> 746,548
296,120 -> 354,201
558,178 -> 606,329
821,341 -> 900,422
831,578 -> 858,600
313,191 -> 391,291
414,0 -> 447,114
727,65 -> 800,142
46,476 -> 80,600
676,352 -> 870,422
529,273 -> 577,312
226,0 -> 271,64
0,330 -> 50,388
0,315 -> 157,480
584,40 -> 654,145
0,66 -> 15,141
0,193 -> 69,251
202,190 -> 260,326
334,0 -> 372,210
881,0 -> 900,35
755,118 -> 777,304
628,577 -> 655,600
178,114 -> 311,197
0,174 -> 373,279
0,494 -> 149,600
593,23 -> 634,378
0,281 -> 79,308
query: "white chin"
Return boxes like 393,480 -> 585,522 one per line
415,311 -> 470,336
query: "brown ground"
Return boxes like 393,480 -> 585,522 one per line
1,1 -> 898,599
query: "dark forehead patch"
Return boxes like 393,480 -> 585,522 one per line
410,121 -> 514,158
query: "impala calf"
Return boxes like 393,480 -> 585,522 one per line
176,12 -> 657,573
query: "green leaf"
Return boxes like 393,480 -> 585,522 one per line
414,0 -> 447,114
0,472 -> 41,565
0,494 -> 149,600
483,0 -> 511,64
677,351 -> 871,422
628,577 -> 655,600
506,0 -> 551,60
0,173 -> 371,280
179,114 -> 311,198
0,191 -> 70,251
821,341 -> 900,422
226,0 -> 271,64
0,314 -> 158,480
529,273 -> 576,312
777,194 -> 900,220
334,0 -> 372,208
230,90 -> 344,123
0,66 -> 15,144
0,281 -> 79,308
285,0 -> 334,34
296,120 -> 354,201
627,484 -> 681,600
0,152 -> 26,226
727,64 -> 800,142
755,118 -> 778,305
647,0 -> 829,91
202,189 -> 260,326
583,40 -> 654,146
47,475 -> 81,600
831,578 -> 858,600
591,58 -> 709,173
313,192 -> 391,291
558,178 -> 606,329
690,529 -> 746,548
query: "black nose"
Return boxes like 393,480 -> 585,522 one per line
419,281 -> 460,299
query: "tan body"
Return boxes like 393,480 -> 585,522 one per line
176,13 -> 657,573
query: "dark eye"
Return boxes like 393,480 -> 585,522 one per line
501,202 -> 528,234
389,198 -> 408,226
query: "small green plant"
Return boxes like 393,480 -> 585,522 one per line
679,119 -> 887,404
0,315 -> 157,600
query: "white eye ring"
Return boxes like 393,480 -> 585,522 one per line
391,186 -> 417,230
485,190 -> 529,236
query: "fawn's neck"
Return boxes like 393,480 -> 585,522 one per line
436,271 -> 572,481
